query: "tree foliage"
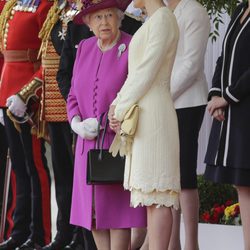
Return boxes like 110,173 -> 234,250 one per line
197,0 -> 244,41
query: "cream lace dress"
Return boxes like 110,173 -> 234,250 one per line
112,7 -> 180,209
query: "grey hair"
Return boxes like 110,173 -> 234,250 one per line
116,9 -> 125,28
83,8 -> 125,28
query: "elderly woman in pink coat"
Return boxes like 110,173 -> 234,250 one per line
66,0 -> 146,249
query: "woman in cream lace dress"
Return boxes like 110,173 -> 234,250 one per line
109,0 -> 180,249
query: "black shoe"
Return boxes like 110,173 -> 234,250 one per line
42,240 -> 68,250
63,240 -> 84,250
0,237 -> 22,250
15,239 -> 42,250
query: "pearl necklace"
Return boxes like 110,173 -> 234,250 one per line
97,32 -> 121,52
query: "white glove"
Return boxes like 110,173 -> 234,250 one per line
6,95 -> 27,117
71,116 -> 98,140
0,109 -> 4,126
83,118 -> 98,133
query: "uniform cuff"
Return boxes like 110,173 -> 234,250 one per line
17,77 -> 42,105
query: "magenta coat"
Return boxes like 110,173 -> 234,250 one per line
67,32 -> 146,230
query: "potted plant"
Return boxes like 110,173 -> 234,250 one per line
195,176 -> 243,249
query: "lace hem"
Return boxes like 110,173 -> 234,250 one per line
124,180 -> 180,194
130,188 -> 179,210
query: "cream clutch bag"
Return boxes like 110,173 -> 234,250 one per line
109,104 -> 139,157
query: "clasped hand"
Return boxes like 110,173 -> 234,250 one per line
108,105 -> 121,132
71,116 -> 98,140
207,96 -> 228,122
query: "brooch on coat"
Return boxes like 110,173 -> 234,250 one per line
117,44 -> 126,58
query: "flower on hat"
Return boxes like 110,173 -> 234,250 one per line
82,0 -> 102,9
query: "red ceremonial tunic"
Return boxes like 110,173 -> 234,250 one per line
0,0 -> 53,107
0,0 -> 6,74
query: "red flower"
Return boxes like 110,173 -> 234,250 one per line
214,206 -> 224,215
201,212 -> 210,222
210,213 -> 219,224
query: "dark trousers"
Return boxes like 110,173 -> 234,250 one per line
47,122 -> 74,244
82,228 -> 97,250
0,124 -> 15,239
3,110 -> 51,246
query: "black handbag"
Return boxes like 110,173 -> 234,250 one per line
86,113 -> 125,185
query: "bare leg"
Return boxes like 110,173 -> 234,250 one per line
180,189 -> 199,250
236,186 -> 250,250
92,229 -> 110,250
110,229 -> 130,250
130,228 -> 147,250
147,205 -> 173,250
168,208 -> 181,250
140,232 -> 149,250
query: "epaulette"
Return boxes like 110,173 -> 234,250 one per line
124,11 -> 144,22
0,0 -> 17,50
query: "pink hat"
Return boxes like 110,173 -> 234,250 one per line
74,0 -> 131,24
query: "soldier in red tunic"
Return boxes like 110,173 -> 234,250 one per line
0,0 -> 53,249
0,0 -> 16,242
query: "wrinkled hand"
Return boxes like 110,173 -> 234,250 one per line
71,116 -> 98,140
0,109 -> 4,126
212,108 -> 225,122
108,105 -> 121,132
207,96 -> 228,117
6,95 -> 27,117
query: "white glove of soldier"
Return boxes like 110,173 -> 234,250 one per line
71,116 -> 98,140
6,95 -> 27,117
0,109 -> 4,126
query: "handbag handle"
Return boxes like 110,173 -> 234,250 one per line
96,113 -> 109,160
